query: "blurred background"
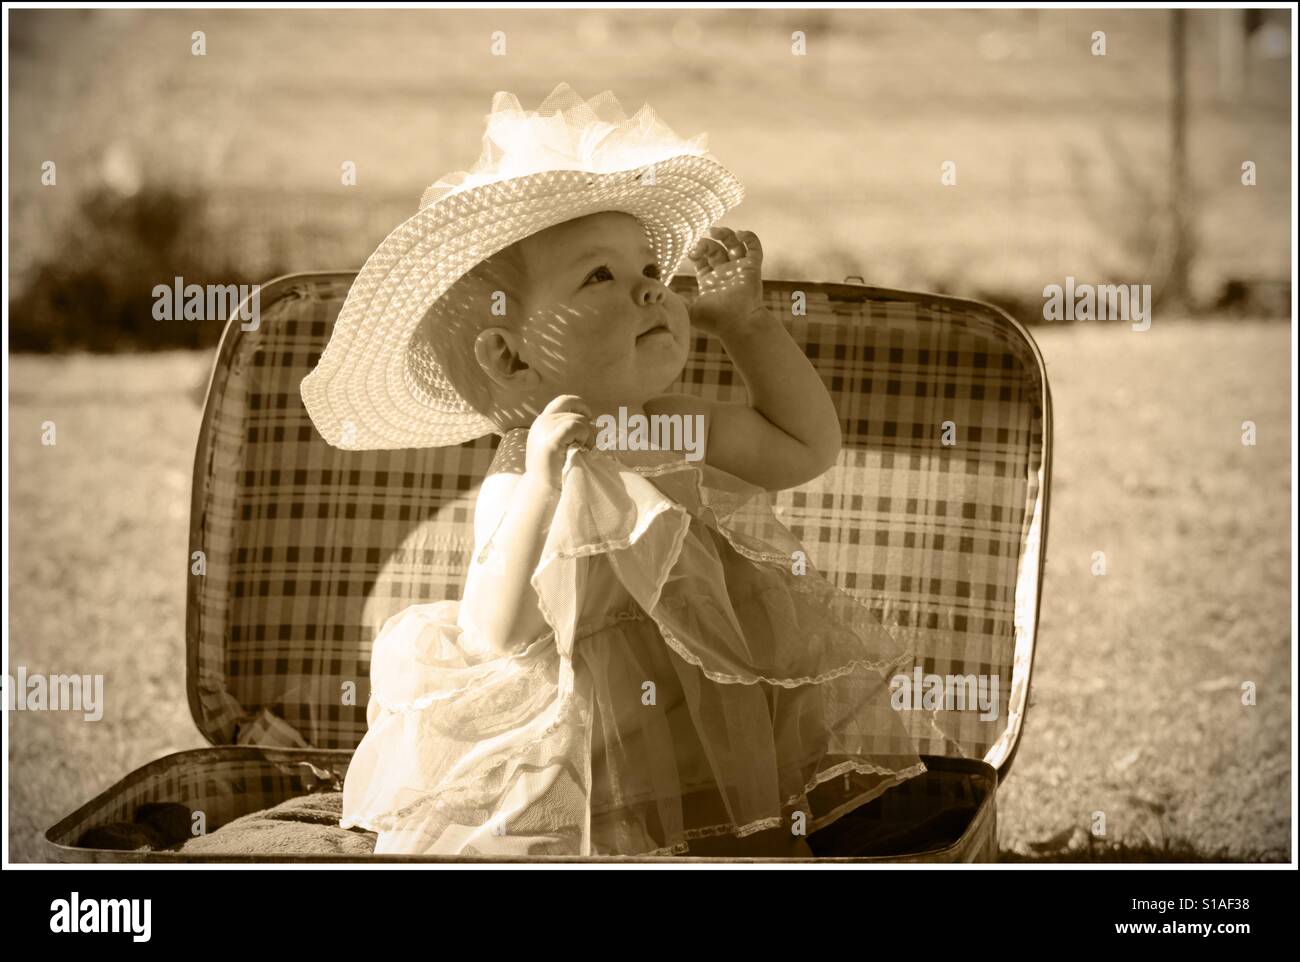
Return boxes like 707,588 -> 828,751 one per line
8,6 -> 1292,350
7,6 -> 1293,863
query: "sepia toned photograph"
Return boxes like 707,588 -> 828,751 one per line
4,0 -> 1294,886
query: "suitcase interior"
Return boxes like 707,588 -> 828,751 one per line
46,272 -> 1051,862
46,748 -> 996,863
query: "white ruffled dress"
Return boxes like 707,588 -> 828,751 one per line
340,428 -> 928,856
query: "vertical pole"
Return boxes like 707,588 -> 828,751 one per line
1217,9 -> 1246,101
1168,9 -> 1191,311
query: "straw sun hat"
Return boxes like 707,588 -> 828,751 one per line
299,81 -> 746,450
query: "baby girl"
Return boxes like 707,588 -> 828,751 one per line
300,83 -> 927,858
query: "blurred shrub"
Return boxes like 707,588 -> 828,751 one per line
1065,136 -> 1201,313
10,184 -> 282,352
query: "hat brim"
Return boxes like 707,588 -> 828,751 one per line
299,154 -> 744,450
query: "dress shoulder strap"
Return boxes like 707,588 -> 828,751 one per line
487,426 -> 529,477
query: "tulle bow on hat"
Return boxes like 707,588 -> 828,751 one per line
419,83 -> 712,210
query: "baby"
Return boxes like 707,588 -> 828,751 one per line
310,85 -> 928,858
431,210 -> 841,856
437,212 -> 839,641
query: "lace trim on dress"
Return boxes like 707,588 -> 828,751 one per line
357,616 -> 645,813
594,755 -> 929,827
368,603 -> 648,715
651,611 -> 918,689
624,458 -> 704,480
344,760 -> 931,853
368,630 -> 557,714
341,685 -> 581,828
533,496 -> 690,572
801,761 -> 930,836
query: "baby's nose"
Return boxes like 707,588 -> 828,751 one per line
636,282 -> 665,304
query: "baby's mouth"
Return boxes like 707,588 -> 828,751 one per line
636,321 -> 672,340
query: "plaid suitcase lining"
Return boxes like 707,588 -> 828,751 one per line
52,749 -> 353,848
190,275 -> 1045,763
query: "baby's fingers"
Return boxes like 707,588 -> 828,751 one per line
736,230 -> 763,264
540,394 -> 591,419
550,413 -> 593,449
690,235 -> 732,270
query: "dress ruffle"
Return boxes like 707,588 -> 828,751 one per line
341,441 -> 931,856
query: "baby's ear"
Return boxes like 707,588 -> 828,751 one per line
474,327 -> 538,392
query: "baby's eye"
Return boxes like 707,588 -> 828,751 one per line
583,264 -> 614,286
582,263 -> 663,287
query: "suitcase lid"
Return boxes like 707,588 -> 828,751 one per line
187,271 -> 1052,780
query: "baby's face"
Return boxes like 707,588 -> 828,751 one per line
512,211 -> 690,413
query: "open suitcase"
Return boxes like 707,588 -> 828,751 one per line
46,271 -> 1053,862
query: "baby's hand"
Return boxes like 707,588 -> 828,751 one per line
686,227 -> 765,338
526,395 -> 593,490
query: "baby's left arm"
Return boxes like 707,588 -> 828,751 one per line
647,228 -> 841,491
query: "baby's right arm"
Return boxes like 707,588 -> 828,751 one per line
457,395 -> 593,656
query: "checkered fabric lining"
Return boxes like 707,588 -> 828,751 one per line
810,757 -> 996,861
48,748 -> 352,853
188,273 -> 1046,761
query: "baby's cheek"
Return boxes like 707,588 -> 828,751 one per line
568,325 -> 625,366
537,331 -> 615,389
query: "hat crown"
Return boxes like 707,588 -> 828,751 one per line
419,82 -> 711,210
